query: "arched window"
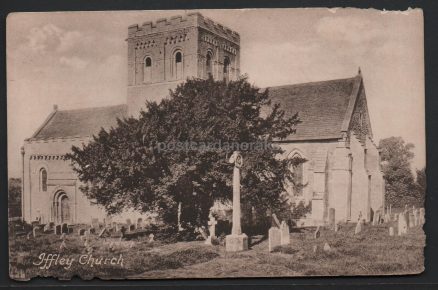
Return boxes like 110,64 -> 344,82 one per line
173,50 -> 183,80
206,51 -> 213,78
223,56 -> 230,82
39,168 -> 47,192
290,153 -> 304,196
143,57 -> 152,83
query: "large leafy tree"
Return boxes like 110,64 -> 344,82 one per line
379,136 -> 417,207
414,167 -> 426,207
67,77 -> 301,229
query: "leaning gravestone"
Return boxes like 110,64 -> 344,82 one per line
334,223 -> 340,232
314,225 -> 321,239
272,213 -> 281,228
268,227 -> 282,252
98,228 -> 110,238
280,221 -> 290,246
389,227 -> 394,236
354,221 -> 362,235
43,223 -> 52,233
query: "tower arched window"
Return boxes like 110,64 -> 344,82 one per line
173,50 -> 183,80
39,168 -> 47,192
223,56 -> 230,82
206,51 -> 213,78
143,56 -> 152,83
290,153 -> 304,196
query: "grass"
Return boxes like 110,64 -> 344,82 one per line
9,220 -> 424,280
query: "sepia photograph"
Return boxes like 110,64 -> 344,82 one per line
7,8 -> 425,280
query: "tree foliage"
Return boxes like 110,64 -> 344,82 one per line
67,77 -> 301,229
414,167 -> 426,206
379,136 -> 418,207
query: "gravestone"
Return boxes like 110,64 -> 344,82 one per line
354,221 -> 362,235
328,208 -> 335,229
91,218 -> 99,230
78,228 -> 86,236
126,219 -> 132,226
313,245 -> 318,253
398,212 -> 408,235
389,227 -> 394,236
314,225 -> 321,239
355,212 -> 363,235
61,223 -> 68,234
413,208 -> 419,226
205,214 -> 218,245
55,224 -> 62,235
149,233 -> 154,243
372,209 -> 382,226
59,240 -> 67,251
280,221 -> 290,246
32,227 -> 39,238
129,224 -> 136,232
419,208 -> 425,225
334,223 -> 340,232
198,226 -> 208,240
409,211 -> 415,228
104,216 -> 112,227
323,242 -> 331,252
136,218 -> 143,229
268,227 -> 281,252
43,223 -> 52,233
98,228 -> 110,238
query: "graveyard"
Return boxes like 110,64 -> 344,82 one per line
9,210 -> 425,280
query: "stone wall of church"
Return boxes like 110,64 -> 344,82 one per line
279,140 -> 339,226
279,134 -> 384,225
22,137 -> 107,224
364,136 -> 385,214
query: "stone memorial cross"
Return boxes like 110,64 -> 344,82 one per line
225,151 -> 248,252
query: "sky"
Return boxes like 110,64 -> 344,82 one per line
7,8 -> 425,178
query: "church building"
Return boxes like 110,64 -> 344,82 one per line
21,12 -> 384,226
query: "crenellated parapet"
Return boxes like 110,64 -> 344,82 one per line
128,12 -> 240,45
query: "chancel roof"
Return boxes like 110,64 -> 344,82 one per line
267,74 -> 363,141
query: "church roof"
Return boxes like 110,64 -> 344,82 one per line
28,74 -> 364,142
268,74 -> 363,141
29,104 -> 127,140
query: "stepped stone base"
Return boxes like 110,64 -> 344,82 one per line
225,234 -> 248,252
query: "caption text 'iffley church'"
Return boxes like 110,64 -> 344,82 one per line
20,12 -> 385,227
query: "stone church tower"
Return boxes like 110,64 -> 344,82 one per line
126,12 -> 240,116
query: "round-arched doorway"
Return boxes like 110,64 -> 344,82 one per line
52,190 -> 71,223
